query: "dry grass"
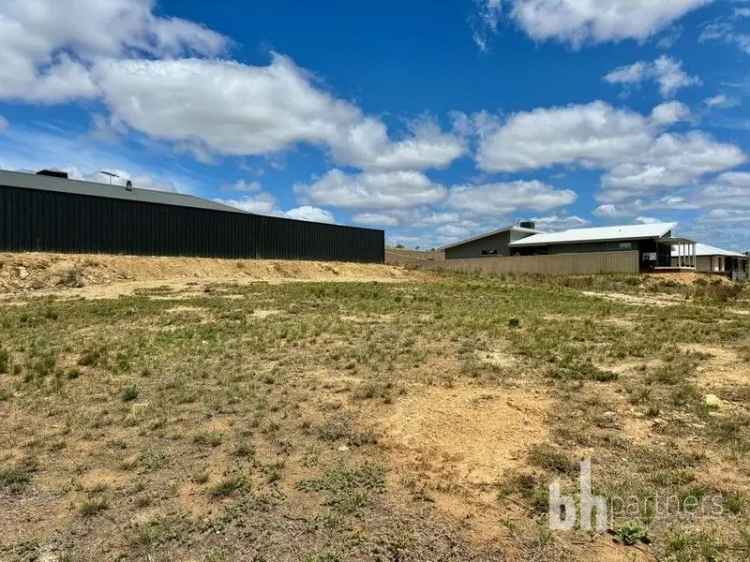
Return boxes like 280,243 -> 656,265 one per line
0,262 -> 749,561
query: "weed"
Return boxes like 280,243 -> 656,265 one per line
208,476 -> 246,498
547,354 -> 617,383
121,384 -> 139,402
724,493 -> 744,515
78,349 -> 101,367
317,416 -> 377,446
665,530 -> 724,561
528,444 -> 576,475
0,466 -> 32,492
79,497 -> 109,517
131,517 -> 182,548
193,431 -> 223,448
0,348 -> 9,374
496,472 -> 550,514
614,521 -> 650,546
298,463 -> 385,514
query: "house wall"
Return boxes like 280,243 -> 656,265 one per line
446,230 -> 513,259
513,239 -> 671,270
425,251 -> 639,276
695,256 -> 719,273
513,240 -> 640,255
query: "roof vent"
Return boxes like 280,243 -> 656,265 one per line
36,169 -> 69,179
125,180 -> 133,192
519,221 -> 536,230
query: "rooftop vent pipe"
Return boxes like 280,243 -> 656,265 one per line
519,221 -> 536,230
36,169 -> 69,179
125,180 -> 133,191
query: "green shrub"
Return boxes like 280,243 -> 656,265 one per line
615,521 -> 650,546
121,384 -> 139,402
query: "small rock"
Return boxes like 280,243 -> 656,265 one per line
17,266 -> 29,279
704,394 -> 722,408
337,445 -> 350,452
508,318 -> 521,329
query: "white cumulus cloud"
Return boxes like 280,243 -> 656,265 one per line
604,56 -> 700,98
650,101 -> 691,126
296,169 -> 448,210
527,214 -> 590,231
477,0 -> 711,48
474,100 -> 745,206
92,55 -> 464,170
601,132 -> 746,201
476,101 -> 655,172
697,172 -> 750,209
447,180 -> 577,216
285,206 -> 335,224
0,0 -> 227,103
0,4 -> 464,171
215,192 -> 279,215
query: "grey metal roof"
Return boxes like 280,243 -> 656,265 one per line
439,225 -> 541,251
509,222 -> 678,247
0,170 -> 246,214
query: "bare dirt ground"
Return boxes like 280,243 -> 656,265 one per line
0,252 -> 431,299
1,257 -> 749,561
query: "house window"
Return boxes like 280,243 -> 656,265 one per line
618,242 -> 632,250
481,249 -> 498,256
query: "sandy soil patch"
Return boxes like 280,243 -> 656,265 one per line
252,309 -> 282,319
581,291 -> 683,308
679,344 -> 750,387
476,350 -> 517,369
79,468 -> 130,491
381,384 -> 550,486
376,384 -> 550,545
340,313 -> 395,324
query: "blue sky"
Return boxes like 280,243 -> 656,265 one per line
1,1 -> 750,250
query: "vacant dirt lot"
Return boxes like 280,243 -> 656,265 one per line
0,257 -> 749,561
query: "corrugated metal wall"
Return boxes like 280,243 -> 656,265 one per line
423,251 -> 640,276
0,185 -> 384,263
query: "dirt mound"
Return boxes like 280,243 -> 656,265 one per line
644,271 -> 734,287
0,252 -> 425,296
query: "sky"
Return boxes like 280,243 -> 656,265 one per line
1,1 -> 750,251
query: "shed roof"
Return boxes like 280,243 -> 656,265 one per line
439,224 -> 541,251
672,243 -> 748,259
0,170 -> 245,214
509,223 -> 677,247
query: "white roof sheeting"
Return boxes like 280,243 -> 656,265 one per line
672,243 -> 748,259
440,225 -> 540,250
509,222 -> 677,247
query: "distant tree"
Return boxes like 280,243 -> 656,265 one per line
396,244 -> 405,249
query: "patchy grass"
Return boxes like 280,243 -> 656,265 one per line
0,270 -> 749,560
